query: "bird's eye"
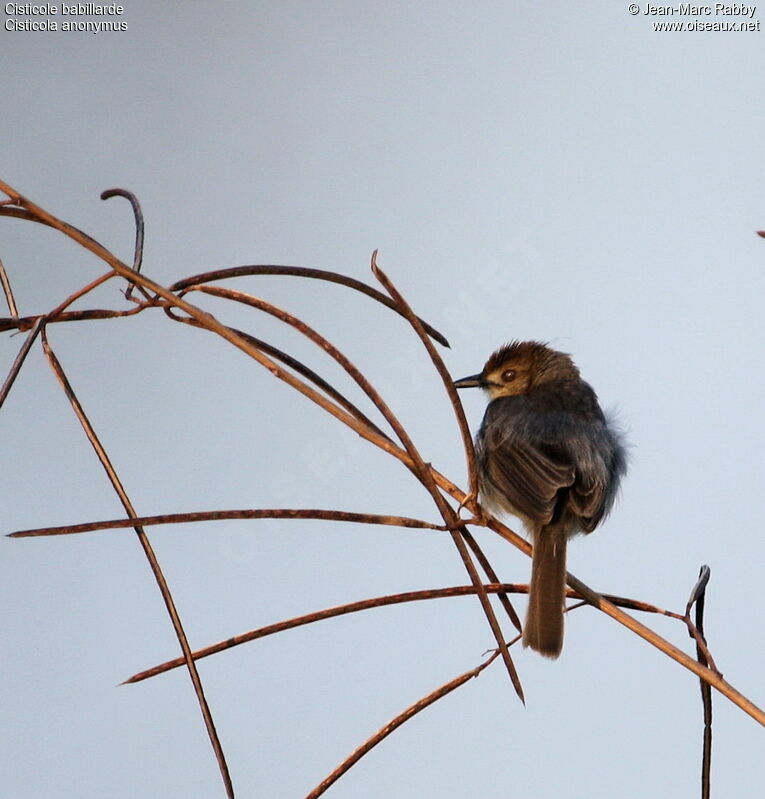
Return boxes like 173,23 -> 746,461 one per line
501,368 -> 517,382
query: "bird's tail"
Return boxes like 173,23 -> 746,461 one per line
523,525 -> 567,658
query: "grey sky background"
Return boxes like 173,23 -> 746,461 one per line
2,2 -> 764,797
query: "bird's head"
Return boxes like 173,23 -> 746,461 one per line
454,341 -> 579,400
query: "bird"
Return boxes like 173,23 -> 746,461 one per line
454,341 -> 627,658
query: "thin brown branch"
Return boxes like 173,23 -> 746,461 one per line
46,270 -> 117,320
1,303 -> 153,333
123,583 -> 693,685
8,509 -> 443,538
39,329 -> 235,799
562,570 -> 764,727
368,255 -> 523,702
366,289 -> 521,682
460,528 -> 522,634
180,283 -> 421,449
169,264 -> 450,347
371,251 -> 479,500
304,652 -> 500,799
0,204 -> 108,251
0,255 -> 18,316
370,251 -> 523,642
165,310 -> 391,441
124,585 -> 517,684
599,592 -> 681,618
0,317 -> 44,409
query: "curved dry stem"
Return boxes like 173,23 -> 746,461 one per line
564,571 -> 763,726
123,583 -> 689,685
1,304 -> 152,333
683,566 -> 717,673
181,283 -> 427,453
0,204 -> 107,251
170,264 -> 450,347
370,255 -> 524,642
8,509 -> 443,538
686,566 -> 713,798
39,329 -> 235,799
125,584 -> 528,684
461,528 -> 522,634
371,252 -> 479,499
165,308 -> 391,441
100,188 -> 150,302
304,653 -> 499,799
46,270 -> 117,319
362,258 -> 522,699
0,255 -> 18,316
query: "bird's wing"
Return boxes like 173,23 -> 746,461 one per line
481,422 -> 576,525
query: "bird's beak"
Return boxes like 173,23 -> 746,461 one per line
453,373 -> 484,389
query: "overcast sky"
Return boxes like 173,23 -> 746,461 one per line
2,2 -> 764,797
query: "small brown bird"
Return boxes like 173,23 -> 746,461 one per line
454,341 -> 626,658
